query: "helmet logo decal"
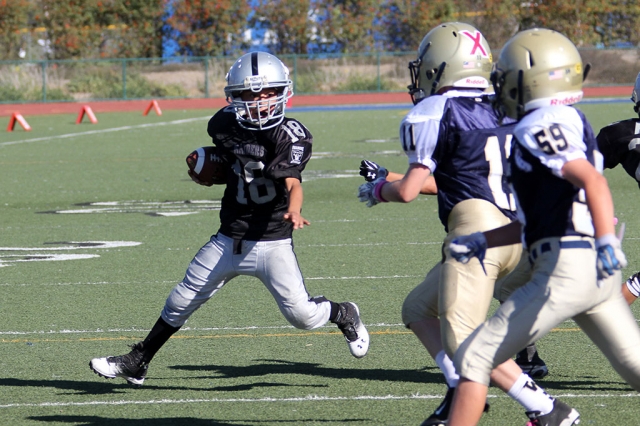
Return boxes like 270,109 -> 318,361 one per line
548,70 -> 565,80
460,31 -> 488,57
549,94 -> 582,106
290,145 -> 304,165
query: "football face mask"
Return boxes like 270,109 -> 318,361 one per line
225,52 -> 293,130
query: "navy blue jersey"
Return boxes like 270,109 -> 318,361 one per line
399,91 -> 517,230
597,117 -> 640,188
207,107 -> 312,241
509,106 -> 601,248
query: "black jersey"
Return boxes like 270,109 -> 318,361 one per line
596,117 -> 640,187
207,108 -> 312,241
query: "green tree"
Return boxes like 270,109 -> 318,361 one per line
107,0 -> 164,58
0,0 -> 32,60
254,0 -> 311,54
34,0 -> 101,59
455,0 -> 520,49
378,0 -> 457,52
168,0 -> 250,56
315,0 -> 379,53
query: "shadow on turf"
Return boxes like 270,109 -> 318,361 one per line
169,358 -> 441,384
0,364 -> 629,397
167,358 -> 633,392
27,416 -> 365,425
27,417 -> 246,426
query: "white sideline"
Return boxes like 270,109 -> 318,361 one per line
0,393 -> 638,409
0,116 -> 210,147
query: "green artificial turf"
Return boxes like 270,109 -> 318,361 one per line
1,102 -> 639,425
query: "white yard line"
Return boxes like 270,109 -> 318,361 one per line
0,393 -> 638,409
0,322 -> 407,337
0,117 -> 210,147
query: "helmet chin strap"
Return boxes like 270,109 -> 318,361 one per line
516,70 -> 525,119
430,62 -> 447,96
582,63 -> 591,81
407,42 -> 432,105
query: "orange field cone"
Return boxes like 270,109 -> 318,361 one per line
6,112 -> 32,132
76,105 -> 98,124
143,100 -> 162,116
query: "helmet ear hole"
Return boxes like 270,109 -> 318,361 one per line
509,88 -> 518,100
426,70 -> 434,79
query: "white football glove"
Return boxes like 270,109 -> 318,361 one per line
596,234 -> 627,279
358,177 -> 387,207
448,232 -> 488,274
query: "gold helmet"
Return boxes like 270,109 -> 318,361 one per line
491,28 -> 584,120
407,22 -> 493,105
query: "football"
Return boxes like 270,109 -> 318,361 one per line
186,146 -> 227,185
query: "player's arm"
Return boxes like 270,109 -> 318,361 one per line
360,160 -> 437,195
378,164 -> 433,202
386,171 -> 437,195
283,177 -> 310,229
562,157 -> 627,277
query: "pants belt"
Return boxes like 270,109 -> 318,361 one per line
529,240 -> 593,263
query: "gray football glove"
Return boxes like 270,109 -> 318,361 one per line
596,234 -> 627,279
360,160 -> 388,182
358,177 -> 386,207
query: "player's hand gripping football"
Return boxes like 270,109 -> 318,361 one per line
359,159 -> 388,182
448,232 -> 488,273
596,233 -> 627,279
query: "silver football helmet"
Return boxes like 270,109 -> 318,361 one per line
224,52 -> 293,130
407,22 -> 493,105
631,72 -> 640,115
491,28 -> 584,120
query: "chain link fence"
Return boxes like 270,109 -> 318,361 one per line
1,49 -> 638,104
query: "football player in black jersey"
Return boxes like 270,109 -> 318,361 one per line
596,72 -> 640,305
89,52 -> 369,387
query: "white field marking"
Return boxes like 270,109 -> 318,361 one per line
154,212 -> 198,216
0,254 -> 98,268
42,200 -> 222,215
304,173 -> 357,181
300,242 -> 440,247
0,323 -> 407,336
312,150 -> 400,159
0,117 -> 210,147
1,393 -> 638,409
0,241 -> 141,251
0,274 -> 423,288
0,279 -> 177,287
305,274 -> 418,280
0,241 -> 142,268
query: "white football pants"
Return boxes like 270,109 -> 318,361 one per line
161,233 -> 332,330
